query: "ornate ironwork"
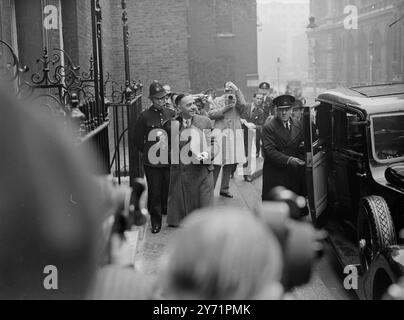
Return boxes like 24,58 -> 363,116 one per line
104,0 -> 144,184
0,39 -> 29,90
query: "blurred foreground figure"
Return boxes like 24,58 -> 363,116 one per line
0,83 -> 102,299
87,177 -> 156,300
159,207 -> 284,300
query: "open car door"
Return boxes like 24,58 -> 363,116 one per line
303,104 -> 330,225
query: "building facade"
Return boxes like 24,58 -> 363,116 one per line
257,1 -> 309,89
308,0 -> 404,89
187,0 -> 258,97
0,0 -> 257,98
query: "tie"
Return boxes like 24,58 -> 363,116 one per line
183,119 -> 191,129
287,122 -> 291,134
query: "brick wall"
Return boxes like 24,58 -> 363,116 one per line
188,0 -> 257,100
124,0 -> 190,97
62,0 -> 190,99
0,0 -> 13,44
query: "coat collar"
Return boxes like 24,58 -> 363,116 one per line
175,114 -> 194,129
273,117 -> 300,144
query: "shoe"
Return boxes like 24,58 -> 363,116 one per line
220,191 -> 234,198
151,225 -> 161,234
244,175 -> 252,182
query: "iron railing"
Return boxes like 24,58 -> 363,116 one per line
0,0 -> 144,182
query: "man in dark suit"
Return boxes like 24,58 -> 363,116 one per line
261,95 -> 306,201
258,82 -> 275,121
164,94 -> 219,227
240,93 -> 267,182
133,81 -> 175,234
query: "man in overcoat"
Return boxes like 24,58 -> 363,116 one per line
240,93 -> 267,182
258,82 -> 275,121
209,81 -> 246,198
261,95 -> 306,201
164,94 -> 219,227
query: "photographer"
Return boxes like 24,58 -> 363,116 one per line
208,81 -> 247,198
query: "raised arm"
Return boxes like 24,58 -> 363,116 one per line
208,98 -> 230,120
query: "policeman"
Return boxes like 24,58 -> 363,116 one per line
258,82 -> 275,121
133,81 -> 174,234
261,95 -> 305,201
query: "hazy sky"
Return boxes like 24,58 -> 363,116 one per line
257,0 -> 309,3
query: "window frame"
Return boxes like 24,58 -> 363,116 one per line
332,106 -> 366,158
370,111 -> 404,164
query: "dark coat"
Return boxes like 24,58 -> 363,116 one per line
133,106 -> 176,167
261,116 -> 305,200
240,103 -> 266,157
240,103 -> 266,129
164,114 -> 219,226
262,96 -> 274,120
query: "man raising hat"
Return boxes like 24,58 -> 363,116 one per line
261,94 -> 306,201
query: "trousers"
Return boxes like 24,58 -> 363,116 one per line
144,165 -> 170,228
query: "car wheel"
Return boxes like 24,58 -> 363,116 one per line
357,196 -> 396,273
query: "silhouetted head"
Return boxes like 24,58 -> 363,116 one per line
0,82 -> 103,299
160,207 -> 284,300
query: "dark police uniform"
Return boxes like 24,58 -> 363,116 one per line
133,82 -> 175,233
261,95 -> 305,201
259,82 -> 275,120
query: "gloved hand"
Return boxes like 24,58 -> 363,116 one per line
288,157 -> 305,169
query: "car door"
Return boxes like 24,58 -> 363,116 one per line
303,103 -> 331,224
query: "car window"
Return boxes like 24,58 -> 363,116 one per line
371,113 -> 404,163
333,108 -> 364,154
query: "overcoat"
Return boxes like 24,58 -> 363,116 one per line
209,91 -> 247,165
240,103 -> 266,157
261,116 -> 305,200
164,114 -> 219,226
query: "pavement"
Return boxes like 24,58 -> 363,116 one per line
131,158 -> 357,300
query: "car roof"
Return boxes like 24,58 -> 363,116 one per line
316,83 -> 404,116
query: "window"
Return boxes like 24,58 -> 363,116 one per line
215,0 -> 233,35
371,113 -> 404,163
333,108 -> 365,154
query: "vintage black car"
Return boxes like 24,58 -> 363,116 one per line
303,83 -> 404,300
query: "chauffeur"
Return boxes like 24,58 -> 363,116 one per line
133,81 -> 175,234
261,95 -> 306,201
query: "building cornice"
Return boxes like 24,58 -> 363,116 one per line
308,5 -> 395,34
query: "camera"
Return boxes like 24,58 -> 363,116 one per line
254,186 -> 326,291
193,93 -> 209,111
98,177 -> 149,265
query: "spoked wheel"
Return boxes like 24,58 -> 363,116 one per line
357,196 -> 396,273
